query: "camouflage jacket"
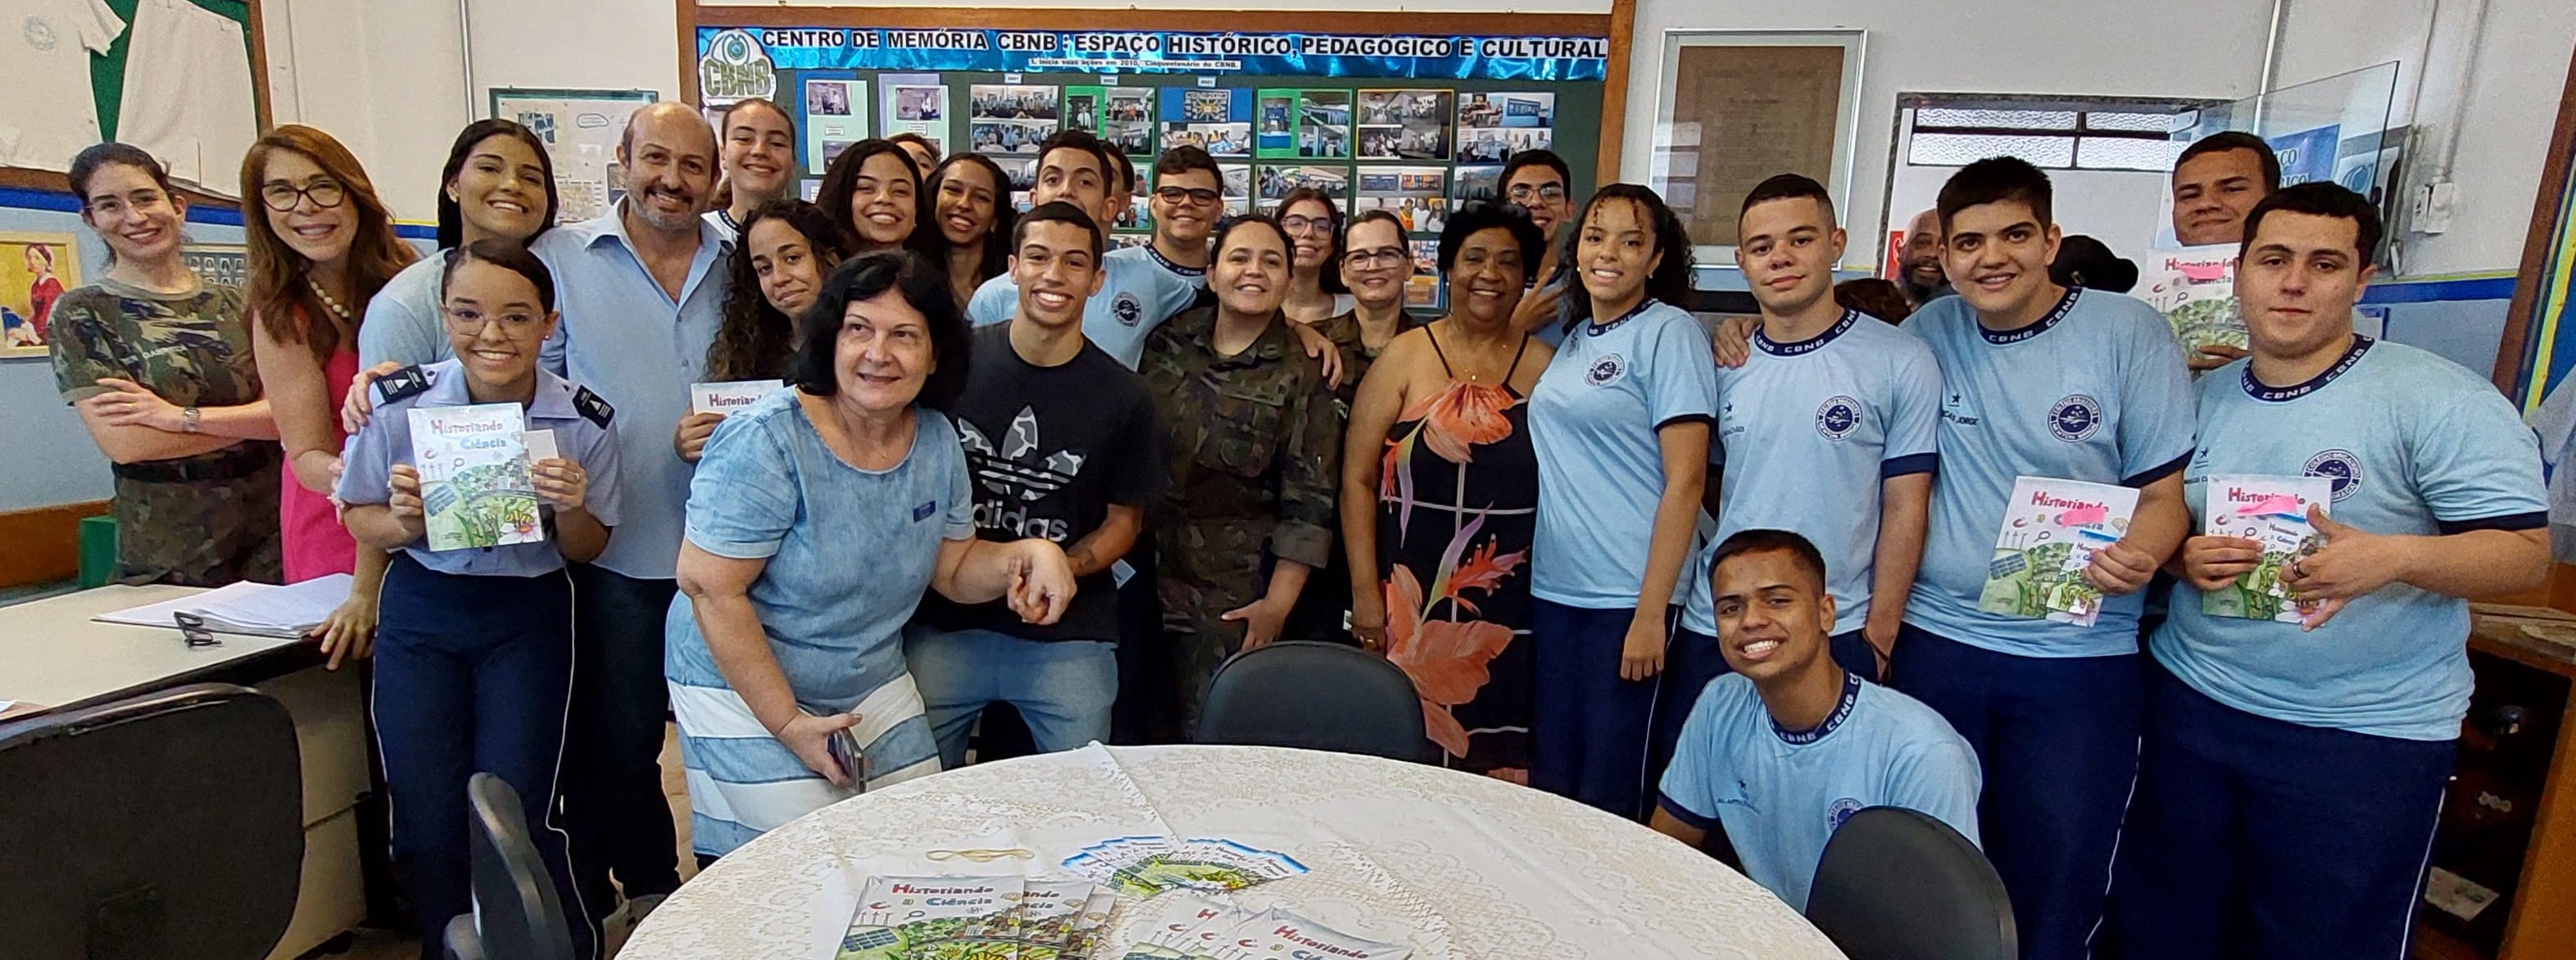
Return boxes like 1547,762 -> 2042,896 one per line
1313,308 -> 1417,410
1138,306 -> 1341,571
51,278 -> 261,410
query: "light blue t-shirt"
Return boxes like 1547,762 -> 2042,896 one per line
1903,287 -> 2198,657
1529,300 -> 1721,609
334,359 -> 624,577
968,254 -> 1201,370
1683,310 -> 1943,637
356,254 -> 451,368
2156,336 -> 2547,740
1658,671 -> 1983,912
533,208 -> 732,580
1107,242 -> 1209,290
663,391 -> 974,713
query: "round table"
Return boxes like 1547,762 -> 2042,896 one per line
623,745 -> 1847,959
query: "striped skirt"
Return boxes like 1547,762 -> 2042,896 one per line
666,674 -> 942,857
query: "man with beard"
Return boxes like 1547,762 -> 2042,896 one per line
533,101 -> 727,932
1898,207 -> 1953,307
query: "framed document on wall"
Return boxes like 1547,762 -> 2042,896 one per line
1648,30 -> 1864,259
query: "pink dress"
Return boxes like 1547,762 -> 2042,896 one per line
281,346 -> 361,582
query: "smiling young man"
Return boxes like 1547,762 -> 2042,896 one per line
967,130 -> 1201,370
1658,175 -> 1942,779
1112,144 -> 1224,295
709,97 -> 796,238
2168,131 -> 2282,374
908,202 -> 1161,768
2108,183 -> 2549,960
1652,528 -> 1981,912
1899,207 -> 1952,308
1893,156 -> 2197,960
1501,149 -> 1579,344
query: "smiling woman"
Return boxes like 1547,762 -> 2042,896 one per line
359,120 -> 560,370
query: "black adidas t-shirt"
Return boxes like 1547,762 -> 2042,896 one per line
917,324 -> 1162,641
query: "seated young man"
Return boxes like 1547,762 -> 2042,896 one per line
1651,528 -> 1983,912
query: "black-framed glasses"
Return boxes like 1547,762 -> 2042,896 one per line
260,179 -> 347,212
1345,247 -> 1408,269
1507,183 -> 1567,203
173,612 -> 223,649
1154,186 -> 1222,206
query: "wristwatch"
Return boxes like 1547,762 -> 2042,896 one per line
181,406 -> 202,433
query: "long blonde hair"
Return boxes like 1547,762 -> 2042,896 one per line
239,125 -> 417,363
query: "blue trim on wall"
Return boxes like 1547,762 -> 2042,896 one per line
2361,276 -> 2517,304
0,186 -> 435,239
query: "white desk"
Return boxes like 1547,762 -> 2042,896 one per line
0,584 -> 373,960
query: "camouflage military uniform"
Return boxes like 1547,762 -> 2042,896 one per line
1138,307 -> 1343,732
1279,310 -> 1416,645
51,278 -> 283,586
1312,309 -> 1417,409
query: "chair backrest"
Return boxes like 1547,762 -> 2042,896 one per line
0,683 -> 304,960
1194,641 -> 1429,762
1806,806 -> 2017,960
465,773 -> 578,960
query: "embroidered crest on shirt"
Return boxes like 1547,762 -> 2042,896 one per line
2048,394 -> 2102,442
1829,797 -> 1865,831
2303,449 -> 2364,501
1585,353 -> 1627,387
1815,396 -> 1862,441
1113,292 -> 1143,327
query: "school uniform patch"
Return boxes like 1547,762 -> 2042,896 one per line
374,365 -> 433,405
2048,394 -> 2102,442
571,386 -> 615,428
2303,448 -> 2363,500
1586,353 -> 1628,387
1829,797 -> 1865,831
1815,396 -> 1862,440
1113,292 -> 1143,327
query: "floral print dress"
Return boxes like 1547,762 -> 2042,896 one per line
1376,331 -> 1538,772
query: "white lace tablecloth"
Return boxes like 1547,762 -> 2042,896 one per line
621,744 -> 1846,959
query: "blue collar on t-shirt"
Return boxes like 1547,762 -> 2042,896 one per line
1755,310 -> 1862,357
1584,297 -> 1659,337
1772,670 -> 1865,745
2243,333 -> 2375,402
1978,286 -> 2083,345
1144,243 -> 1206,278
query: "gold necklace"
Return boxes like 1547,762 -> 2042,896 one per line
306,276 -> 352,321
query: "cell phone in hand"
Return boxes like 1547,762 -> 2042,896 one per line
825,727 -> 868,792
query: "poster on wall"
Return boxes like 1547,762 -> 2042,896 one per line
880,74 -> 950,157
802,77 -> 870,174
1104,88 -> 1158,157
1354,166 -> 1448,234
0,232 -> 80,357
970,84 -> 1062,155
1356,89 -> 1452,161
1457,91 -> 1553,164
1258,164 -> 1350,207
2266,125 -> 2340,187
696,27 -> 1612,81
491,88 -> 660,224
1163,88 -> 1254,159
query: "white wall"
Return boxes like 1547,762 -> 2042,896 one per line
1620,0 -> 2276,273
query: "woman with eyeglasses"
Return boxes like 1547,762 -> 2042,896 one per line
1140,216 -> 1342,732
1341,202 -> 1552,776
338,240 -> 617,960
925,153 -> 1016,310
817,138 -> 929,256
51,143 -> 282,586
1526,184 -> 1716,818
242,125 -> 420,666
1272,187 -> 1354,326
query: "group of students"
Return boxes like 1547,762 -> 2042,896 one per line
44,97 -> 2542,960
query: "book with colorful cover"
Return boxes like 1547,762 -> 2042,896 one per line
2142,245 -> 2246,356
1978,477 -> 2140,627
1064,836 -> 1305,898
1118,896 -> 1252,959
1014,878 -> 1096,959
1209,908 -> 1413,960
1066,888 -> 1119,959
407,403 -> 542,551
2200,474 -> 2334,623
837,876 -> 1025,960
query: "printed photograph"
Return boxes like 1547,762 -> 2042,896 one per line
1065,90 -> 1102,131
1161,123 -> 1253,158
1454,165 -> 1502,205
1355,89 -> 1452,161
1181,88 -> 1237,124
1219,164 -> 1253,214
1257,92 -> 1295,153
972,120 -> 1058,155
1297,89 -> 1352,159
1,232 -> 80,355
1257,164 -> 1349,204
971,84 -> 1060,121
894,86 -> 946,121
806,80 -> 853,117
1106,88 -> 1154,123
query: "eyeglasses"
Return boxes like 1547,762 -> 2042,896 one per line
1345,247 -> 1408,269
441,305 -> 545,336
1278,215 -> 1331,233
1507,183 -> 1567,203
1154,186 -> 1222,206
85,190 -> 173,219
260,179 -> 347,212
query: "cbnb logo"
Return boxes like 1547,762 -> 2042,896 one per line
2048,394 -> 2102,442
1815,396 -> 1862,441
1585,353 -> 1627,387
699,29 -> 777,102
2304,448 -> 2363,501
1828,798 -> 1864,831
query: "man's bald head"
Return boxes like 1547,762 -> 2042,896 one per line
1903,207 -> 1946,289
619,102 -> 718,233
622,102 -> 718,166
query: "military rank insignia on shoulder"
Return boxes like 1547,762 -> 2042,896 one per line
374,365 -> 433,406
572,385 -> 615,428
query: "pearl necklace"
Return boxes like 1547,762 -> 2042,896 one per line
306,276 -> 352,321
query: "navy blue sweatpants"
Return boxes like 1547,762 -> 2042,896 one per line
374,555 -> 596,960
2107,663 -> 2454,960
1531,599 -> 1667,819
1649,627 -> 1882,795
1892,624 -> 2141,960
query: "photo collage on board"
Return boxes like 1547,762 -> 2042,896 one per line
1453,91 -> 1556,208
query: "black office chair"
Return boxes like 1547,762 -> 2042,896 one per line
0,683 -> 304,960
462,772 -> 580,960
1806,806 -> 2017,960
1194,641 -> 1430,762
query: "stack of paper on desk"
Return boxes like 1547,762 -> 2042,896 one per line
94,573 -> 354,638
